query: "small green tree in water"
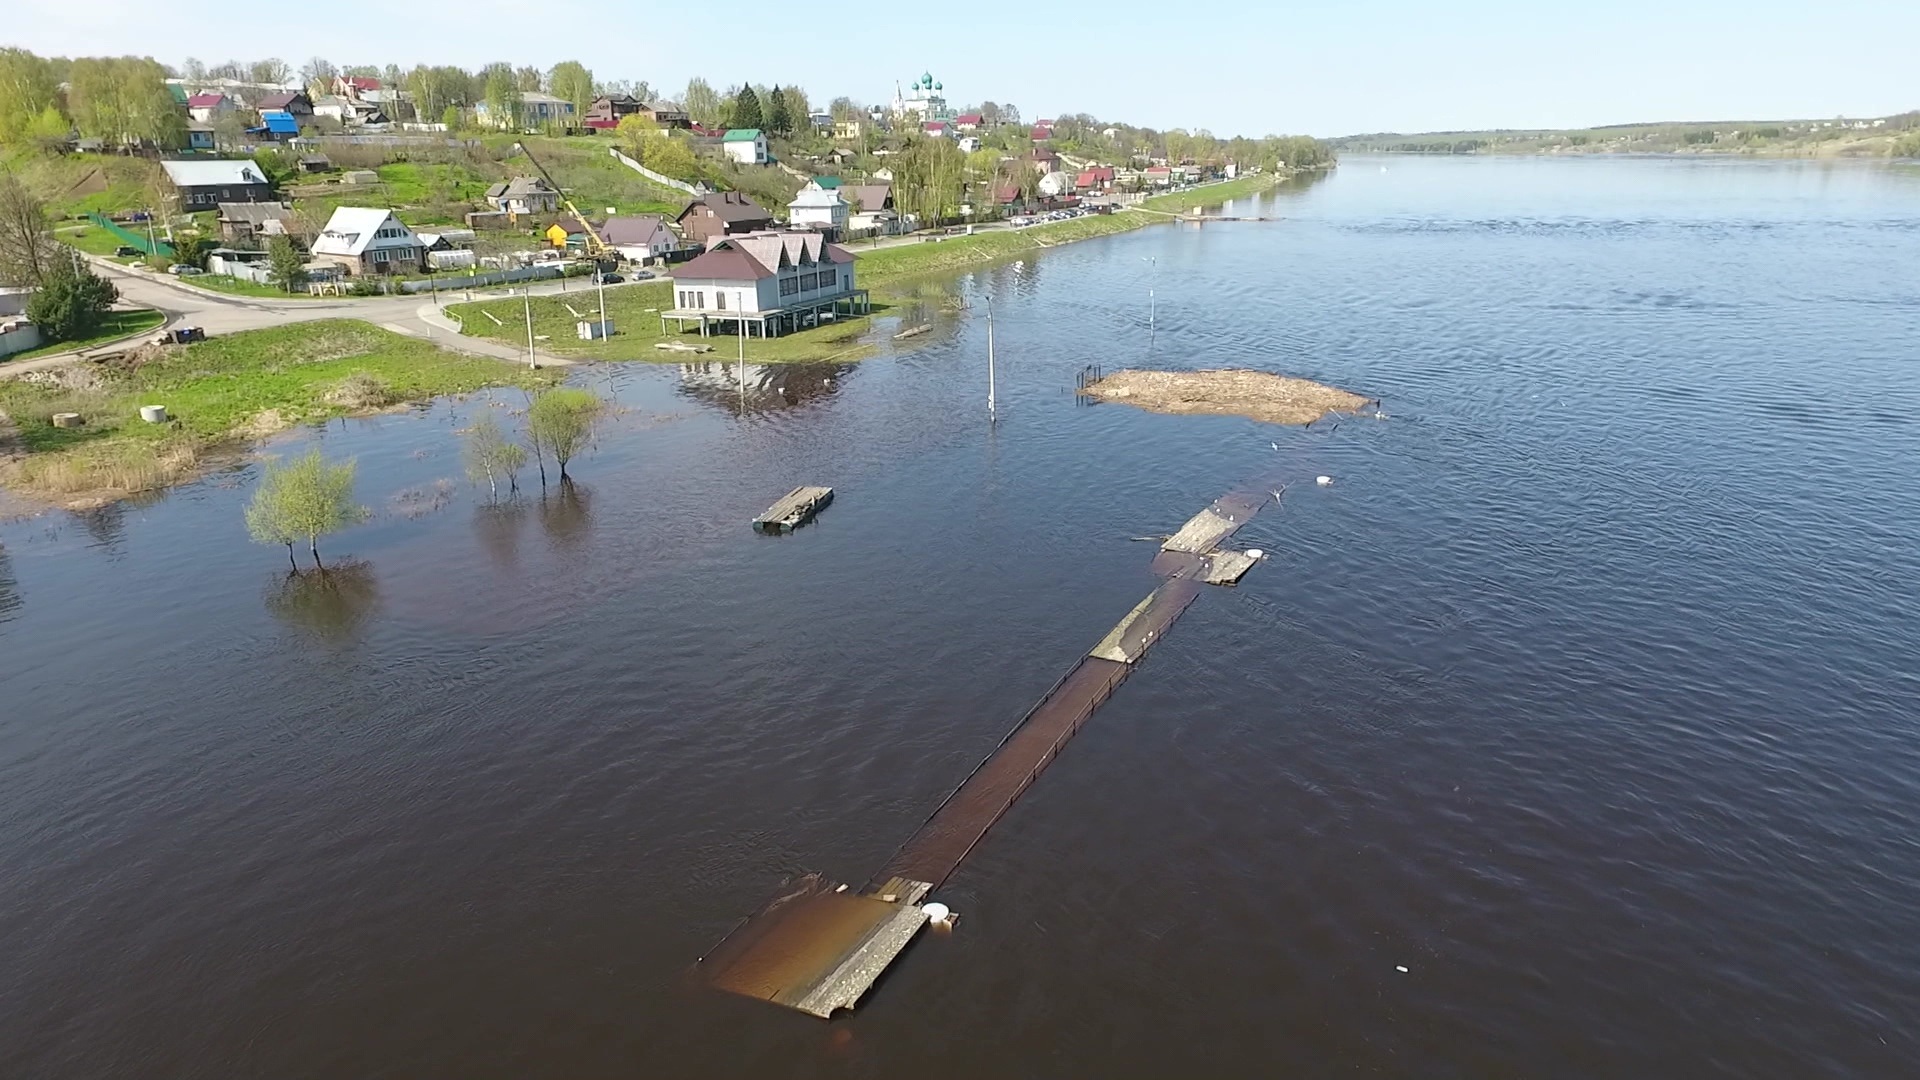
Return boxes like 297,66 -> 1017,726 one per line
245,449 -> 368,570
525,387 -> 602,483
462,412 -> 527,499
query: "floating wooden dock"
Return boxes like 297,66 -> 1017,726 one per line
697,480 -> 1281,1018
752,486 -> 833,533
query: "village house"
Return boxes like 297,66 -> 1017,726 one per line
844,183 -> 900,235
809,110 -> 833,131
957,135 -> 982,153
216,201 -> 295,244
485,176 -> 561,216
953,113 -> 982,132
833,119 -> 864,141
1076,166 -> 1116,193
1144,164 -> 1173,187
598,215 -> 677,262
922,120 -> 950,138
824,146 -> 857,166
186,124 -> 216,151
583,93 -> 641,130
663,230 -> 869,337
474,92 -> 575,129
544,216 -> 593,249
722,128 -> 769,165
333,75 -> 381,100
311,95 -> 353,123
309,207 -> 426,275
787,180 -> 848,236
186,93 -> 234,124
298,153 -> 332,173
640,101 -> 691,129
162,159 -> 273,209
257,90 -> 312,118
253,111 -> 300,141
675,191 -> 774,245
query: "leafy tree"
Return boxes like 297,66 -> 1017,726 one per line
616,112 -> 661,160
441,105 -> 460,130
525,388 -> 603,482
766,86 -> 791,136
683,77 -> 721,126
172,236 -> 214,270
0,175 -> 62,288
516,65 -> 543,92
266,235 -> 307,293
729,84 -> 763,131
66,56 -> 181,149
0,48 -> 62,146
26,259 -> 120,344
462,413 -> 527,499
482,62 -> 522,129
547,60 -> 595,116
245,449 -> 368,570
829,96 -> 861,123
783,86 -> 811,126
300,57 -> 337,95
250,57 -> 291,85
645,135 -> 698,181
26,106 -> 71,155
182,57 -> 207,81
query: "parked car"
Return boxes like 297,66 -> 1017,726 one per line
593,273 -> 623,285
114,245 -> 141,257
167,264 -> 203,276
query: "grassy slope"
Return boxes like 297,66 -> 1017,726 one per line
1,309 -> 165,362
446,280 -> 878,364
856,173 -> 1281,290
0,321 -> 555,497
4,152 -> 166,217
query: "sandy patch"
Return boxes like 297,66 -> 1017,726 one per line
1081,368 -> 1370,426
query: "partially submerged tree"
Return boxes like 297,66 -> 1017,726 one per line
525,388 -> 603,483
245,449 -> 369,570
463,413 -> 528,499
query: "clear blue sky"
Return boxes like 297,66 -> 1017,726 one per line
11,0 -> 1918,136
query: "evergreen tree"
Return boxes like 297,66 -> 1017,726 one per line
766,86 -> 791,136
730,84 -> 762,131
266,235 -> 307,294
25,260 -> 118,343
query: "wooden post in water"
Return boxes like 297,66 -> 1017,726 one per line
986,293 -> 997,423
523,289 -> 536,369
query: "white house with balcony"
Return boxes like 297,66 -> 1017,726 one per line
309,207 -> 426,275
787,180 -> 848,235
663,230 -> 869,338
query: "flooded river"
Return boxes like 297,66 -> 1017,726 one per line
4,156 -> 1919,1077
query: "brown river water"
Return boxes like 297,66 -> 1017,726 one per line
3,156 -> 1920,1077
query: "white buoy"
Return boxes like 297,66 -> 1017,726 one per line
139,405 -> 168,424
1316,475 -> 1333,486
922,902 -> 951,924
1245,548 -> 1265,560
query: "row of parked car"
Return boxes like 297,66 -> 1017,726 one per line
1008,207 -> 1098,228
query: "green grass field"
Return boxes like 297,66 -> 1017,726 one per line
1,309 -> 165,363
446,279 -> 881,364
175,273 -> 329,300
0,320 -> 556,499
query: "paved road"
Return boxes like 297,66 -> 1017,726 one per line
0,257 -> 644,377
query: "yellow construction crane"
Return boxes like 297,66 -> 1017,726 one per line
509,141 -> 614,261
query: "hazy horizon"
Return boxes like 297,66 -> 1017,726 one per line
8,0 -> 1918,138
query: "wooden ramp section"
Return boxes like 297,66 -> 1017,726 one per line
699,874 -> 931,1018
697,480 -> 1282,1019
752,486 -> 834,533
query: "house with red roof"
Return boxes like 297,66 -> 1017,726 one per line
1076,166 -> 1115,192
953,113 -> 983,132
663,230 -> 870,337
922,120 -> 950,137
1144,164 -> 1173,187
333,75 -> 381,100
186,93 -> 234,124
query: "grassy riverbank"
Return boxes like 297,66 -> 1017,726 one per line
856,173 -> 1283,289
445,280 -> 883,365
0,321 -> 554,505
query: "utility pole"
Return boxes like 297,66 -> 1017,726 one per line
523,288 -> 537,369
985,293 -> 997,422
596,269 -> 608,339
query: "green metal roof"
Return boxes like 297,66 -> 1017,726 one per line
813,176 -> 842,188
168,84 -> 189,105
722,128 -> 762,141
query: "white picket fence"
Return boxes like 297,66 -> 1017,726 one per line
607,148 -> 699,195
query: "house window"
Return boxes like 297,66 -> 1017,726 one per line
696,291 -> 705,308
800,272 -> 817,290
715,291 -> 726,310
373,249 -> 389,263
779,277 -> 797,297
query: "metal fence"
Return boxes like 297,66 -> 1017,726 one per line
87,213 -> 174,258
